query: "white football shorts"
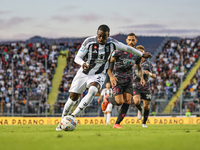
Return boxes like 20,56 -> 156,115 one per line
69,69 -> 106,94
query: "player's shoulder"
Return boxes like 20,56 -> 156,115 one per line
145,59 -> 152,65
107,37 -> 119,44
101,88 -> 106,92
82,36 -> 97,47
112,49 -> 122,57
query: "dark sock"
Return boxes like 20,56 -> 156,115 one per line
135,104 -> 142,111
116,103 -> 129,124
143,109 -> 149,124
107,96 -> 121,106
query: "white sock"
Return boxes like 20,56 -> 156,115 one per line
62,98 -> 76,118
104,114 -> 107,122
72,86 -> 98,116
106,113 -> 111,125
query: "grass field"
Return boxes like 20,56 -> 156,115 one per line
0,124 -> 200,150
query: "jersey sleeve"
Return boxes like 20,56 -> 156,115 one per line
111,50 -> 121,59
74,38 -> 89,66
100,89 -> 105,96
113,40 -> 143,57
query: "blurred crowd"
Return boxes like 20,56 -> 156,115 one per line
173,66 -> 200,113
0,41 -> 59,114
151,38 -> 199,99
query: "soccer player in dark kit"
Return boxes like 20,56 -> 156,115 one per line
101,33 -> 148,129
132,45 -> 156,127
110,45 -> 156,128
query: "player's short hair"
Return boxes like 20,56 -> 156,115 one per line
136,45 -> 145,51
127,33 -> 137,39
98,24 -> 110,33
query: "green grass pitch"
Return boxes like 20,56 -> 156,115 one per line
0,124 -> 200,150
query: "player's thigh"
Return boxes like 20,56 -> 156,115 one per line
133,89 -> 141,104
69,71 -> 88,94
114,94 -> 124,104
87,74 -> 105,90
112,81 -> 123,97
143,99 -> 150,110
123,92 -> 132,104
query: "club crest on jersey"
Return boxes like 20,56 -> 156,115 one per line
94,45 -> 97,49
123,59 -> 135,66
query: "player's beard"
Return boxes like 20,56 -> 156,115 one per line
129,43 -> 135,47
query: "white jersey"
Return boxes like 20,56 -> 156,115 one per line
75,36 -> 143,75
100,88 -> 113,98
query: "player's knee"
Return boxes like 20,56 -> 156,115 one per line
117,100 -> 123,105
88,86 -> 98,97
115,98 -> 123,105
125,99 -> 131,105
70,93 -> 79,101
134,97 -> 140,105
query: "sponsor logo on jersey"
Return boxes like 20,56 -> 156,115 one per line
93,50 -> 98,53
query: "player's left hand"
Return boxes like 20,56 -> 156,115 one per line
110,75 -> 118,87
143,52 -> 152,58
140,78 -> 146,86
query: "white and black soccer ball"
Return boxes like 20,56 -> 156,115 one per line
61,115 -> 77,131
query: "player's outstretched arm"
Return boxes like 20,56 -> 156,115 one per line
74,44 -> 89,70
144,70 -> 156,79
97,95 -> 103,104
107,63 -> 118,86
144,62 -> 156,79
116,42 -> 143,57
136,63 -> 145,86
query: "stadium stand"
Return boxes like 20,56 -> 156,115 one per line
0,41 -> 59,115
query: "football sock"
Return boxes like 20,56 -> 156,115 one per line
116,103 -> 129,124
107,96 -> 121,106
104,114 -> 107,122
143,109 -> 149,124
72,86 -> 98,116
135,104 -> 142,111
62,98 -> 76,118
106,113 -> 111,125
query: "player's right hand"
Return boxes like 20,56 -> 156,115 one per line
143,52 -> 152,58
82,63 -> 89,70
110,75 -> 118,87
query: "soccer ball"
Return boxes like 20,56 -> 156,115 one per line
61,115 -> 77,131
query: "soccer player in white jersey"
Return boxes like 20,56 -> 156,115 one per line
97,82 -> 113,125
56,24 -> 152,131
